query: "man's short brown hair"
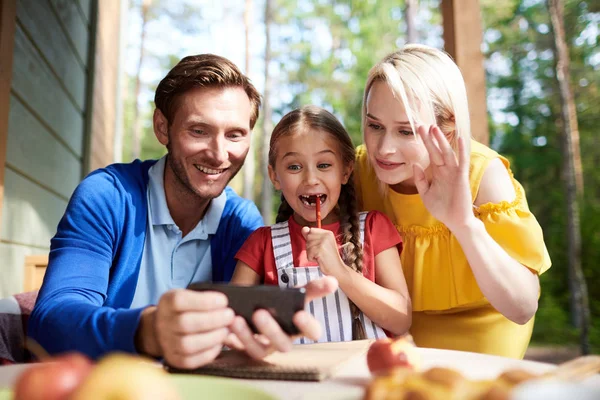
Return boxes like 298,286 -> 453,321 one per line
154,54 -> 262,128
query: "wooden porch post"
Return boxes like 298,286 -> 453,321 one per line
86,0 -> 123,173
441,0 -> 489,145
0,0 -> 17,224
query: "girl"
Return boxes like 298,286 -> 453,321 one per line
355,44 -> 551,358
231,105 -> 411,343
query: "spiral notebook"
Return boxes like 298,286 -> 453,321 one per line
167,340 -> 372,381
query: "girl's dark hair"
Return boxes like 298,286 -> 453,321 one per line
270,105 -> 366,340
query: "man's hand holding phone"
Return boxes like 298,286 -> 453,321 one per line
223,276 -> 338,359
135,289 -> 235,370
136,276 -> 338,369
188,283 -> 307,335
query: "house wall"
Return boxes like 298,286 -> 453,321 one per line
0,0 -> 121,297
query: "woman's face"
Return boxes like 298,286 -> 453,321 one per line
364,81 -> 430,193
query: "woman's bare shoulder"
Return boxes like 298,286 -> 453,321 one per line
474,158 -> 516,206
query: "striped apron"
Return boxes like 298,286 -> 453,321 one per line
270,212 -> 386,344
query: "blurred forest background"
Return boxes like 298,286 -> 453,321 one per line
119,0 -> 599,354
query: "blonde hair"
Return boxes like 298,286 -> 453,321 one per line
362,44 -> 472,188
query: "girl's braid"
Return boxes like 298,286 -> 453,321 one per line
338,174 -> 366,340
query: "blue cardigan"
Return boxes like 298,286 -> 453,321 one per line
28,160 -> 263,358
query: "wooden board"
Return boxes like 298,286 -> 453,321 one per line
78,0 -> 92,26
0,242 -> 38,297
6,94 -> 81,199
23,254 -> 49,292
50,0 -> 90,66
87,0 -> 121,172
441,0 -> 489,145
17,0 -> 87,110
0,0 -> 17,235
11,25 -> 85,157
0,168 -> 68,249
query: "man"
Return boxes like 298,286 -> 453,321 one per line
29,54 -> 336,369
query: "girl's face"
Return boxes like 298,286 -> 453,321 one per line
269,129 -> 352,226
364,80 -> 431,193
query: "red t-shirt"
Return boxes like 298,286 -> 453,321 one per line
235,211 -> 402,285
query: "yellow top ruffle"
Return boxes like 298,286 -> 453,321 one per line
356,140 -> 551,358
355,140 -> 551,313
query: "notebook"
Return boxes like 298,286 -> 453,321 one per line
167,340 -> 373,381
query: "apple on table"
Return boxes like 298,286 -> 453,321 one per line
13,352 -> 181,400
13,352 -> 93,400
366,334 -> 421,375
70,353 -> 180,400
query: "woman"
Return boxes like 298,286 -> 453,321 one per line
355,44 -> 551,359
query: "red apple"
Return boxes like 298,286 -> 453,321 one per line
13,353 -> 93,400
367,335 -> 421,375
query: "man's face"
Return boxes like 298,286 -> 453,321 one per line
154,86 -> 252,201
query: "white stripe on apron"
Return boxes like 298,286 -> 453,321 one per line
271,213 -> 385,343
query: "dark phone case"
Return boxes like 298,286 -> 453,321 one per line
187,283 -> 306,335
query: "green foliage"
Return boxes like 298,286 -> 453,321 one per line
122,73 -> 165,162
123,0 -> 205,163
532,292 -> 579,345
273,0 -> 425,146
482,0 -> 599,351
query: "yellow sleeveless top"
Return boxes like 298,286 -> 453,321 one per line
355,140 -> 551,359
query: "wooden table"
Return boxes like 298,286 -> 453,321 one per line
1,347 -> 599,399
240,347 -> 600,399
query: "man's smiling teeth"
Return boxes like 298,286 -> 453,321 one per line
300,194 -> 326,206
195,165 -> 226,175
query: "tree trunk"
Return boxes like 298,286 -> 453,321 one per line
242,0 -> 255,201
547,0 -> 590,355
405,0 -> 418,43
260,0 -> 274,224
131,0 -> 152,160
550,4 -> 583,196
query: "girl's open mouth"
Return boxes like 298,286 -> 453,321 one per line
299,194 -> 326,207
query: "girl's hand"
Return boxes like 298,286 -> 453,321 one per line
301,227 -> 347,278
413,125 -> 475,232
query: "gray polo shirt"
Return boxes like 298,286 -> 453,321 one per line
129,156 -> 226,308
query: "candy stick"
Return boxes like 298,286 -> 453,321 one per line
316,196 -> 321,228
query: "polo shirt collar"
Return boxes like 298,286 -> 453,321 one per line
147,156 -> 226,235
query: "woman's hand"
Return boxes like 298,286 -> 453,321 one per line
413,125 -> 475,232
301,227 -> 348,278
413,126 -> 541,324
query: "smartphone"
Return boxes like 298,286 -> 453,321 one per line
187,282 -> 306,335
